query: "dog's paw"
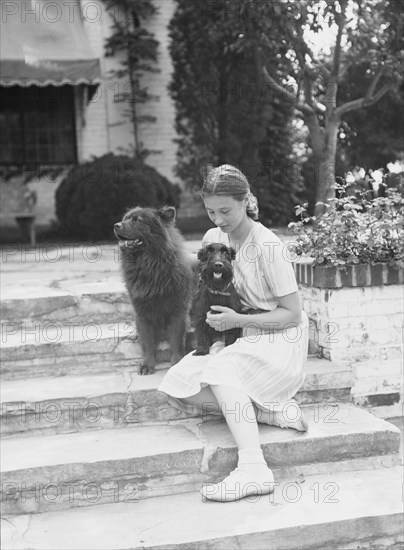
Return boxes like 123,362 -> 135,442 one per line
171,354 -> 184,366
193,348 -> 209,356
138,364 -> 155,375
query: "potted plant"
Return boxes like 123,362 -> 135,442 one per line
288,170 -> 404,415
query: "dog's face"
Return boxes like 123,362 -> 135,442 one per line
197,243 -> 236,288
114,206 -> 176,249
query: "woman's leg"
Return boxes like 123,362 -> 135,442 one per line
181,386 -> 221,415
209,384 -> 260,449
201,384 -> 274,502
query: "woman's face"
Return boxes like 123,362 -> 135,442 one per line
203,194 -> 247,233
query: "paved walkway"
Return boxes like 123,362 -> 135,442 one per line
0,229 -> 296,302
0,241 -> 200,301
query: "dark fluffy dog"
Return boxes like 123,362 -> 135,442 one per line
192,243 -> 242,355
114,206 -> 193,375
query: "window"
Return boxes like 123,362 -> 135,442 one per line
0,85 -> 77,165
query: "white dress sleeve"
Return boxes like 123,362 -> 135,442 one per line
260,233 -> 298,297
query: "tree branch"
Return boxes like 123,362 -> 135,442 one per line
365,67 -> 385,100
319,62 -> 331,81
292,20 -> 317,108
332,0 -> 347,81
365,82 -> 397,106
339,61 -> 351,80
293,10 -> 317,67
261,66 -> 316,116
335,82 -> 395,117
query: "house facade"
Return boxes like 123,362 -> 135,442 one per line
0,0 -> 203,235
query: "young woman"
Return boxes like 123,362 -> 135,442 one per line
158,164 -> 309,502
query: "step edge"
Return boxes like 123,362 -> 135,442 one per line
1,468 -> 403,550
1,407 -> 400,476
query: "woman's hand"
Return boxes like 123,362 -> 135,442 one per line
206,306 -> 241,331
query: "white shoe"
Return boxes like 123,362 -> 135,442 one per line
256,404 -> 309,432
270,407 -> 308,432
200,466 -> 275,502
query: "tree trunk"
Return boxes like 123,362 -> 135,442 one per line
217,77 -> 228,165
313,116 -> 340,217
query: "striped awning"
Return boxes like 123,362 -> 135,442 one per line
0,0 -> 101,87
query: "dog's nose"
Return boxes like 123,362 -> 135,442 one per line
114,223 -> 122,230
214,261 -> 223,268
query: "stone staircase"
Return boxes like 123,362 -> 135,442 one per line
1,251 -> 403,549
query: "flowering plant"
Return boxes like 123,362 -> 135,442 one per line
288,168 -> 404,268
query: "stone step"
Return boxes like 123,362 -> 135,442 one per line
2,466 -> 403,550
0,313 -> 326,383
1,403 -> 400,514
0,358 -> 353,437
0,322 -> 162,379
0,289 -> 320,379
0,242 -> 199,328
1,288 -> 133,327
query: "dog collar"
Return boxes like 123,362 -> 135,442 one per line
207,288 -> 231,296
207,281 -> 232,296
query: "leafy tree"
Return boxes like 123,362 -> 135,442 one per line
338,81 -> 404,172
104,0 -> 160,159
238,0 -> 404,215
169,0 -> 303,226
337,0 -> 404,171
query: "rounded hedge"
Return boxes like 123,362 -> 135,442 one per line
56,154 -> 181,240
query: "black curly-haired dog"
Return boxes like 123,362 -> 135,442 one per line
114,206 -> 193,375
192,243 -> 243,355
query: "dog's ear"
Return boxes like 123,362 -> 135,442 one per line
158,206 -> 176,223
229,247 -> 237,260
197,247 -> 209,262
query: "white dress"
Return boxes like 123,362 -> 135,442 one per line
157,222 -> 309,421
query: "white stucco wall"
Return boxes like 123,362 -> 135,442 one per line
80,0 -> 179,185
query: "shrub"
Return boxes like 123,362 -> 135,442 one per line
288,178 -> 404,268
56,154 -> 181,240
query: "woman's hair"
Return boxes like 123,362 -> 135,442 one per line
201,164 -> 259,220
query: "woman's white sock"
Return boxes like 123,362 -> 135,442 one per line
237,448 -> 269,473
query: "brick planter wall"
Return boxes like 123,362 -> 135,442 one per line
294,261 -> 404,418
294,262 -> 404,288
